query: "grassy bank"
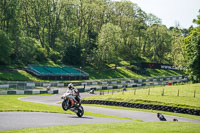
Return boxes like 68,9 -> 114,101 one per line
2,122 -> 200,133
88,67 -> 184,79
0,66 -> 184,81
84,83 -> 200,110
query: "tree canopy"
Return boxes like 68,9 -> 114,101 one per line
0,0 -> 199,82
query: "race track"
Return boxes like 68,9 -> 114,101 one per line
1,88 -> 200,131
0,112 -> 131,131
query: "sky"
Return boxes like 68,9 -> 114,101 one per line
114,0 -> 200,29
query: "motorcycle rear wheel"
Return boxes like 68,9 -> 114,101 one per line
76,106 -> 84,117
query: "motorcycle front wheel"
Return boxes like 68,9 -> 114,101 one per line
76,106 -> 84,117
62,100 -> 69,111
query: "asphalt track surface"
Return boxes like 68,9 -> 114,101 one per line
0,112 -> 131,131
1,88 -> 200,131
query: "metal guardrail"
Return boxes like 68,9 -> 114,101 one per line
0,75 -> 188,91
77,79 -> 188,92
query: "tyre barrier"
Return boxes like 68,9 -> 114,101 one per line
82,100 -> 200,116
78,75 -> 187,86
78,79 -> 187,92
0,89 -> 59,95
0,75 -> 187,89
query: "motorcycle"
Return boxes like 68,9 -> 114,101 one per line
61,92 -> 84,117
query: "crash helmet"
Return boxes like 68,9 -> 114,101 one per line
68,83 -> 74,89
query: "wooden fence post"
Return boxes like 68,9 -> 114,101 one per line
177,89 -> 179,96
161,88 -> 164,96
148,88 -> 150,95
134,89 -> 136,95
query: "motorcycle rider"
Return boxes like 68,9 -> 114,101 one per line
157,113 -> 166,121
66,83 -> 81,107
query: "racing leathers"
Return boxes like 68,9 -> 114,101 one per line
66,87 -> 81,107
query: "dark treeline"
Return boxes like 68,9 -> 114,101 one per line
0,0 -> 199,81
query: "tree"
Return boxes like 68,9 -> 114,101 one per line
193,10 -> 200,25
0,30 -> 12,65
169,27 -> 186,67
184,27 -> 200,82
184,11 -> 200,82
95,23 -> 123,70
110,1 -> 147,61
146,24 -> 172,63
12,37 -> 47,65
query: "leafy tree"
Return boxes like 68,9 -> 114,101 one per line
184,28 -> 200,82
110,1 -> 147,61
62,41 -> 81,66
169,27 -> 186,67
184,11 -> 200,82
146,24 -> 172,63
0,30 -> 12,64
193,10 -> 200,25
96,23 -> 123,69
0,0 -> 186,70
11,37 -> 47,65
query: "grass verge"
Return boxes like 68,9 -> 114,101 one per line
84,83 -> 200,110
0,95 -> 133,121
83,104 -> 200,121
1,122 -> 200,133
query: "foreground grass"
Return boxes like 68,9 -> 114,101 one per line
0,95 -> 70,113
0,95 -> 133,121
84,83 -> 200,110
1,95 -> 200,133
2,122 -> 200,133
83,104 -> 200,121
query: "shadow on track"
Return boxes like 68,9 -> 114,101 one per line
67,116 -> 93,119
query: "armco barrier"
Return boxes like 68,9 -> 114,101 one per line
82,100 -> 200,116
0,75 -> 188,89
0,89 -> 59,95
78,79 -> 187,92
79,75 -> 187,86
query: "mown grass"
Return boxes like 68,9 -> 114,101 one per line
83,104 -> 200,121
2,122 -> 200,133
1,94 -> 200,133
84,83 -> 200,110
0,95 -> 133,121
0,95 -> 70,113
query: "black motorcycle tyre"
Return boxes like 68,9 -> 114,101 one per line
76,105 -> 84,117
62,100 -> 69,111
